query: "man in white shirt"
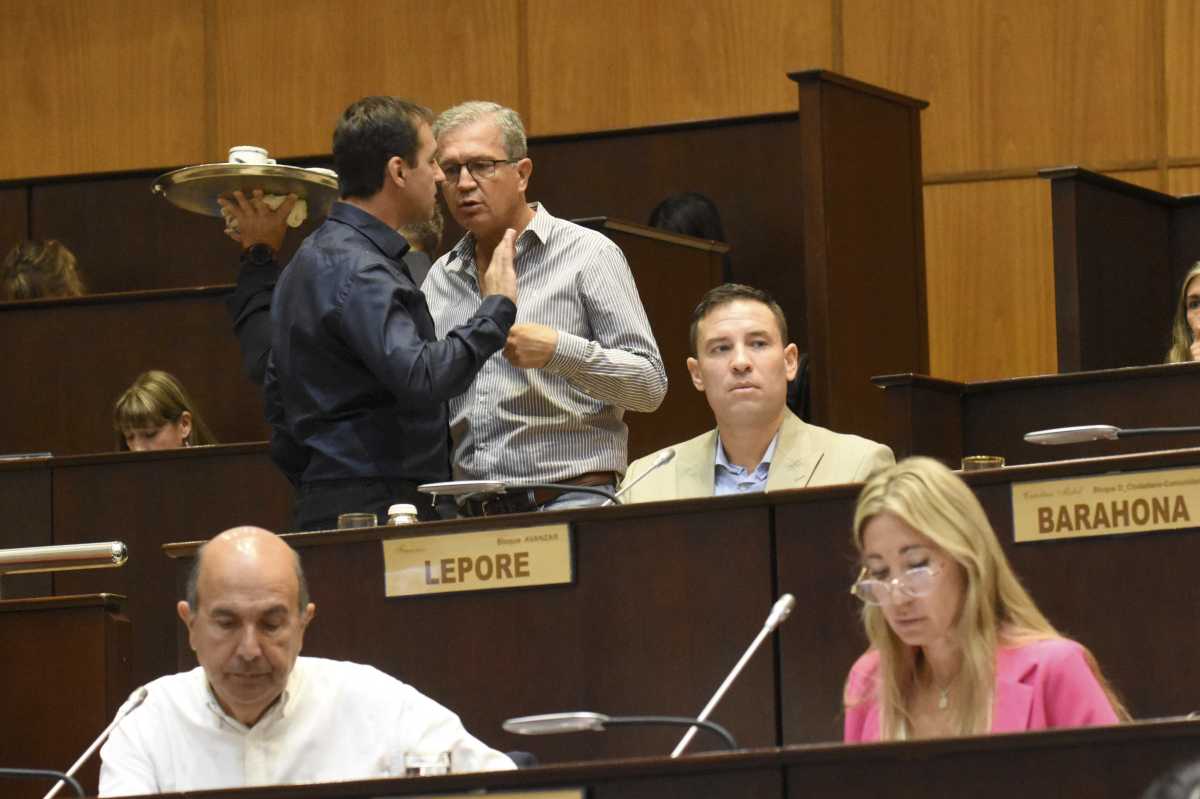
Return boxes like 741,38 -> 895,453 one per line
98,526 -> 513,795
620,283 -> 894,502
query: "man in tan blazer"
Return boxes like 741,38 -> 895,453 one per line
620,284 -> 893,504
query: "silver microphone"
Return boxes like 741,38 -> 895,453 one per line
604,448 -> 676,506
669,593 -> 797,758
43,686 -> 148,799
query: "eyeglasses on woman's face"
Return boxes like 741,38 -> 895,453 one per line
850,563 -> 942,607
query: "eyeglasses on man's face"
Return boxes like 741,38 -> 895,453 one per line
438,158 -> 517,183
849,564 -> 942,606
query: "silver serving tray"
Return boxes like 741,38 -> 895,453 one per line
152,163 -> 339,219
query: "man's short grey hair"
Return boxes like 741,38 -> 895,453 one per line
433,101 -> 528,160
185,541 -> 311,612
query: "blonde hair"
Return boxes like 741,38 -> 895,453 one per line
1167,262 -> 1200,363
112,370 -> 216,450
846,456 -> 1126,737
1,240 -> 86,300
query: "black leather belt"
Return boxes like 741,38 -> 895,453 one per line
462,472 -> 617,517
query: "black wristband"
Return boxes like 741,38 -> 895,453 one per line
240,243 -> 276,268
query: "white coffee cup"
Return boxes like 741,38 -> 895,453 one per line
228,145 -> 274,165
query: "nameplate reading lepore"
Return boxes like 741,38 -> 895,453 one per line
1012,465 -> 1200,542
382,523 -> 572,597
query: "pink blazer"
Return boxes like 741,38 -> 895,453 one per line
843,637 -> 1119,742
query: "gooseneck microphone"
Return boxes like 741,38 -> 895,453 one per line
602,448 -> 676,506
670,593 -> 796,758
1024,424 -> 1200,445
502,711 -> 737,751
43,686 -> 148,799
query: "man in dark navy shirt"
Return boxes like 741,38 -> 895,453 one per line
220,193 -> 443,386
263,96 -> 518,531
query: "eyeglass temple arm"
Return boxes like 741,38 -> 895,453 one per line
849,566 -> 867,596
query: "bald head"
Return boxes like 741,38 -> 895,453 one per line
178,526 -> 316,727
185,527 -> 310,612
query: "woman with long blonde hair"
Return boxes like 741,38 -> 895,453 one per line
843,457 -> 1125,741
1166,262 -> 1200,363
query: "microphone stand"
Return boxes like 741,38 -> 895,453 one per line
671,594 -> 796,758
0,770 -> 82,798
602,715 -> 736,750
43,687 -> 147,799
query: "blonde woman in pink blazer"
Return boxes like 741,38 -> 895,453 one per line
843,457 -> 1126,742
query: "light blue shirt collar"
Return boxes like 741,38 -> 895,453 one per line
713,431 -> 780,496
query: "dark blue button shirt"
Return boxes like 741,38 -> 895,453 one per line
264,202 -> 515,485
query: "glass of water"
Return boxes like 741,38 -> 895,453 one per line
404,751 -> 450,777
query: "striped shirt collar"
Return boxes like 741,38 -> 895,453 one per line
444,202 -> 551,273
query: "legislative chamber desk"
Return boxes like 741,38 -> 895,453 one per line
875,361 -> 1200,466
1041,166 -> 1200,371
0,594 -> 131,799
0,286 -> 267,455
164,446 -> 1200,764
109,719 -> 1200,799
0,443 -> 292,689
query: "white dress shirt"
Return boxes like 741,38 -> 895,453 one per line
98,657 -> 514,796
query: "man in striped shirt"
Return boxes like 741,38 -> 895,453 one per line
423,101 -> 667,514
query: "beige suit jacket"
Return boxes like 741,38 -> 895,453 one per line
619,410 -> 894,504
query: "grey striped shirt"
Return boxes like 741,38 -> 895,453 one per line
423,204 -> 667,483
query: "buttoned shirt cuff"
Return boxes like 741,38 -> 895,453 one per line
544,330 -> 591,376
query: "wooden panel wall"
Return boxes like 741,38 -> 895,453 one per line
842,0 -> 1161,178
525,0 -> 833,133
6,0 -> 1199,383
0,189 -> 27,253
843,0 -> 1166,381
1166,0 -> 1200,163
209,0 -> 522,161
0,0 -> 206,180
923,178 -> 1055,382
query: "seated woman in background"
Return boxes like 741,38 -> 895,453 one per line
1166,261 -> 1200,363
0,239 -> 86,300
843,456 -> 1125,741
113,370 -> 216,451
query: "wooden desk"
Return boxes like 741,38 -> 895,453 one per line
875,363 -> 1200,466
166,500 -> 779,765
1042,166 -> 1200,371
0,594 -> 131,799
776,447 -> 1200,743
93,720 -> 1200,799
0,286 -> 267,455
0,444 -> 292,689
161,448 -> 1200,759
